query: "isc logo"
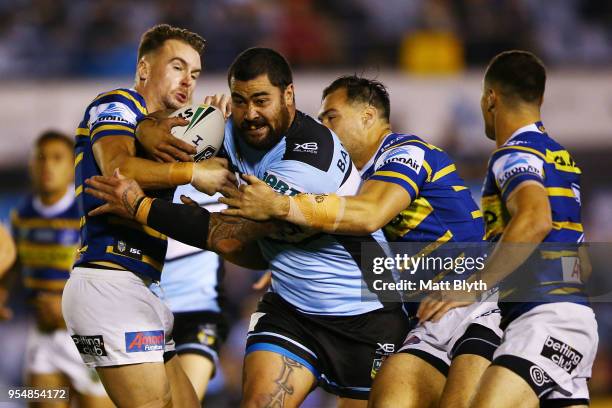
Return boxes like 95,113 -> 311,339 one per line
129,248 -> 141,255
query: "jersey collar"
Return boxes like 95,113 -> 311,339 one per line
505,121 -> 545,146
33,187 -> 75,218
359,132 -> 394,176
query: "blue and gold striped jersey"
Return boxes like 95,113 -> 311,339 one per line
481,122 -> 588,324
11,190 -> 80,298
362,133 -> 485,246
74,88 -> 169,280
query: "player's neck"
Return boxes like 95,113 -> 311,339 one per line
38,186 -> 68,206
495,109 -> 541,147
135,84 -> 164,113
358,125 -> 392,170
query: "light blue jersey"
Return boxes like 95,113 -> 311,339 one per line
223,111 -> 390,316
151,184 -> 225,313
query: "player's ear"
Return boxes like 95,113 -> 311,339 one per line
283,84 -> 295,108
362,105 -> 377,129
137,58 -> 149,82
486,89 -> 496,112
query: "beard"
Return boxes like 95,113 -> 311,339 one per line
237,100 -> 292,151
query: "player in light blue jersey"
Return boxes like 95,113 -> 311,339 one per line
85,48 -> 410,407
418,51 -> 598,407
63,24 -> 235,408
221,76 -> 502,408
151,185 -> 228,402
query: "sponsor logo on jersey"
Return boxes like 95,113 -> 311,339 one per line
293,142 -> 318,154
371,342 -> 395,379
375,145 -> 424,174
529,365 -> 552,387
114,241 -> 142,260
72,334 -> 107,356
125,330 -> 165,352
92,102 -> 134,126
540,335 -> 583,373
494,152 -> 543,188
262,172 -> 301,196
197,324 -> 218,346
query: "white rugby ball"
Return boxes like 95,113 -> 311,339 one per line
170,104 -> 225,162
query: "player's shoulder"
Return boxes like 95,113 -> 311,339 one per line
12,195 -> 36,218
87,87 -> 147,117
281,111 -> 335,172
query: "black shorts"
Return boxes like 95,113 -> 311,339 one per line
172,310 -> 228,375
246,293 -> 411,400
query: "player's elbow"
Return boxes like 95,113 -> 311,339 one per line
359,217 -> 383,235
209,238 -> 245,256
523,211 -> 552,241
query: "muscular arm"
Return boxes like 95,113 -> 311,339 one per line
221,176 -> 411,235
93,136 -> 193,189
470,181 -> 552,288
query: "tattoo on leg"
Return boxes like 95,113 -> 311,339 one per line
266,356 -> 303,408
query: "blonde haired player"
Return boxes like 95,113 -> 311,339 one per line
62,24 -> 235,407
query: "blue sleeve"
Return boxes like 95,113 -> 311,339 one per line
262,159 -> 341,196
490,149 -> 545,201
368,144 -> 428,200
88,90 -> 146,144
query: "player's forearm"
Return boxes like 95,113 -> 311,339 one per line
114,157 -> 193,189
135,198 -> 279,255
0,227 -> 16,278
222,242 -> 269,270
470,211 -> 552,288
281,193 -> 383,235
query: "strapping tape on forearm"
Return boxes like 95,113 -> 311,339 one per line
168,162 -> 194,186
135,197 -> 153,224
146,199 -> 211,249
287,193 -> 346,231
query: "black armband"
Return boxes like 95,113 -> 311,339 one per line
147,199 -> 211,249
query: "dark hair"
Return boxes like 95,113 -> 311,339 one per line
322,75 -> 391,122
227,47 -> 293,90
137,24 -> 206,60
35,130 -> 74,151
484,50 -> 546,104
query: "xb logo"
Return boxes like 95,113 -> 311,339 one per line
294,142 -> 318,152
377,343 -> 395,353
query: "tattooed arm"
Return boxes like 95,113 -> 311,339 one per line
84,171 -> 274,268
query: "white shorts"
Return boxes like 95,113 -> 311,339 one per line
492,302 -> 598,403
399,293 -> 502,375
62,267 -> 175,367
24,326 -> 108,396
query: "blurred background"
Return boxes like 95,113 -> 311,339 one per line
0,0 -> 611,406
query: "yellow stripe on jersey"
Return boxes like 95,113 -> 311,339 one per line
76,127 -> 90,137
417,230 -> 454,257
540,250 -> 579,260
373,171 -> 420,196
75,152 -> 83,168
75,185 -> 83,197
547,187 -> 575,197
422,161 -> 433,182
105,246 -> 162,271
548,287 -> 583,295
495,145 -> 547,161
383,139 -> 442,153
79,216 -> 86,228
12,216 -> 80,230
23,277 -> 67,291
471,210 -> 483,219
431,164 -> 456,182
90,124 -> 135,139
107,217 -> 167,240
93,90 -> 147,115
552,221 -> 583,232
452,185 -> 468,192
17,242 -> 78,270
384,197 -> 433,240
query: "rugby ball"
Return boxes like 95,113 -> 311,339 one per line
170,104 -> 225,162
